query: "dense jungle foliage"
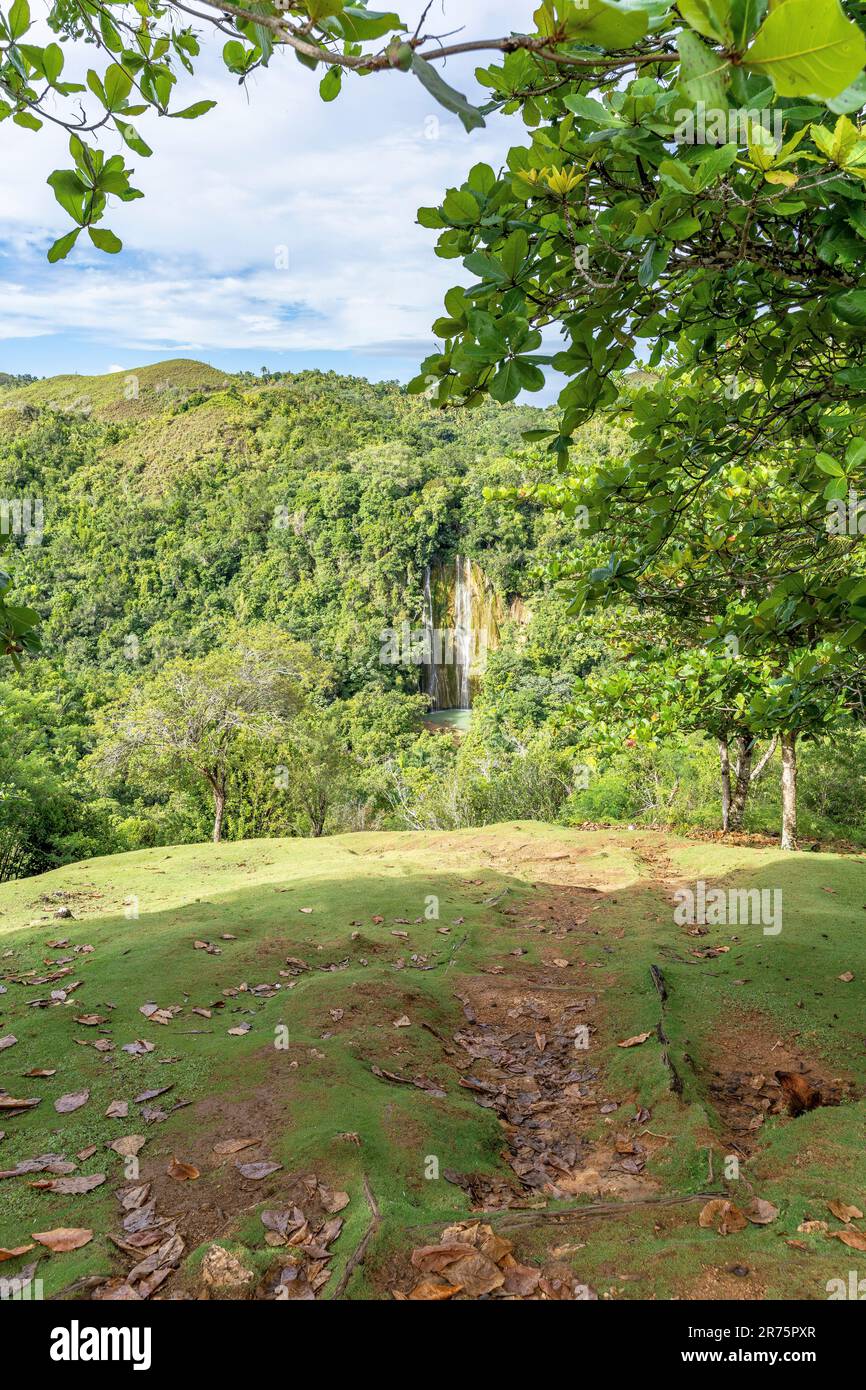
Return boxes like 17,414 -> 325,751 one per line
1,360 -> 865,879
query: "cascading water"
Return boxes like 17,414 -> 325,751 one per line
422,565 -> 437,703
421,554 -> 503,714
454,555 -> 472,709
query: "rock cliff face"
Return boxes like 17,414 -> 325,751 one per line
421,556 -> 504,710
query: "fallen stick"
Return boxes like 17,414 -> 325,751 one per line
406,1191 -> 725,1233
332,1174 -> 381,1300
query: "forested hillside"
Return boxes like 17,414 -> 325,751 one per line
1,361 -> 865,881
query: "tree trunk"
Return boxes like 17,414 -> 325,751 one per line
729,735 -> 753,831
212,784 -> 226,844
780,731 -> 797,851
718,737 -> 732,832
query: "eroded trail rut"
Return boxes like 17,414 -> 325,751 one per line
448,968 -> 658,1209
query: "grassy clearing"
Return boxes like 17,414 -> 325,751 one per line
1,825 -> 864,1300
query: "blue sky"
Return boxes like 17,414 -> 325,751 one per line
0,1 -> 538,387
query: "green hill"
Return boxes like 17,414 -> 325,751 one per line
1,826 -> 863,1300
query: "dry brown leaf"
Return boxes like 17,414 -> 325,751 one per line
167,1156 -> 199,1181
618,1031 -> 652,1048
32,1227 -> 93,1252
40,1174 -> 105,1195
212,1138 -> 262,1155
829,1229 -> 866,1251
236,1160 -> 281,1180
407,1278 -> 462,1300
828,1199 -> 864,1223
54,1090 -> 89,1114
0,1244 -> 34,1260
745,1198 -> 779,1225
699,1199 -> 747,1234
109,1135 -> 145,1157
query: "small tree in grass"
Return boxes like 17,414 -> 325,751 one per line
91,625 -> 325,843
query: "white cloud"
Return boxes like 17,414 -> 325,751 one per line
0,1 -> 532,367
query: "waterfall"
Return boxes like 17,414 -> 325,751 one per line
422,565 -> 437,702
421,554 -> 503,712
454,555 -> 472,709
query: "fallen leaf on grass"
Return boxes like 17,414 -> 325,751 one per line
828,1229 -> 866,1251
393,1015 -> 411,1028
109,1135 -> 145,1158
236,1160 -> 281,1180
36,1174 -> 105,1195
0,1244 -> 34,1260
828,1199 -> 864,1223
23,1068 -> 56,1078
73,1015 -> 105,1027
105,1100 -> 128,1119
699,1199 -> 748,1234
133,1086 -> 173,1104
407,1279 -> 463,1300
167,1157 -> 199,1181
838,971 -> 855,983
618,1032 -> 651,1048
744,1198 -> 779,1225
32,1227 -> 93,1252
798,1220 -> 828,1234
54,1091 -> 89,1114
0,1035 -> 17,1051
0,1096 -> 40,1112
213,1138 -> 262,1155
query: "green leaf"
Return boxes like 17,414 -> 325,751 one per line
42,42 -> 63,83
677,29 -> 731,109
103,64 -> 132,109
678,0 -> 733,44
815,451 -> 844,477
411,55 -> 485,134
489,361 -> 522,403
338,7 -> 403,42
830,288 -> 866,326
114,119 -> 152,157
88,226 -> 122,253
170,99 -> 217,119
47,168 -> 86,221
535,0 -> 648,48
743,0 -> 866,99
319,66 -> 342,102
8,0 -> 30,39
47,227 -> 81,262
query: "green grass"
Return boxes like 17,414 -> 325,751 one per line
1,825 -> 864,1300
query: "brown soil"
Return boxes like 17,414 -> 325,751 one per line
445,961 -> 659,1209
694,1009 -> 855,1153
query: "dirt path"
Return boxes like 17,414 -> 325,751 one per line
449,965 -> 660,1208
